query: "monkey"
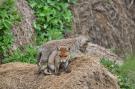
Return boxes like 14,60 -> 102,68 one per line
55,46 -> 71,74
37,35 -> 89,74
40,46 -> 71,75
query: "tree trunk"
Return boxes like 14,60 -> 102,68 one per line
12,0 -> 35,50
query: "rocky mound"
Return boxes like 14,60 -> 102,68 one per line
71,0 -> 135,57
0,55 -> 119,89
86,42 -> 123,64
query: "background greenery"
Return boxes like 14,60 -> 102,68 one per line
3,45 -> 37,64
0,0 -> 20,63
101,56 -> 135,89
0,0 -> 77,64
27,0 -> 76,45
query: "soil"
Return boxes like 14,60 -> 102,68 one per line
0,55 -> 119,89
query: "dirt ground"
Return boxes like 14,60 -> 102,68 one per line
0,55 -> 119,89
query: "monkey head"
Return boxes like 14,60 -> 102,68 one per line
57,46 -> 70,62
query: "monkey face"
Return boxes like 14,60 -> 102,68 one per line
57,46 -> 70,62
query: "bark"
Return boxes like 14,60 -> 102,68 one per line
12,0 -> 35,50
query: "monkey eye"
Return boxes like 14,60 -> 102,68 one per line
59,55 -> 68,57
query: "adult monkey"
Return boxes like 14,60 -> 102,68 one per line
37,36 -> 89,75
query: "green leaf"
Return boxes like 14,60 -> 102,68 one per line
30,2 -> 37,8
3,20 -> 12,29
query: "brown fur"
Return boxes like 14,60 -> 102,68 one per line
37,36 -> 88,74
43,46 -> 71,75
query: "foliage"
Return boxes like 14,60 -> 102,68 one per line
27,0 -> 77,45
120,55 -> 135,89
0,0 -> 20,60
101,58 -> 135,89
120,55 -> 135,73
4,45 -> 37,64
0,0 -> 76,63
100,58 -> 119,74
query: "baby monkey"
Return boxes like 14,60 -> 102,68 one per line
42,45 -> 71,75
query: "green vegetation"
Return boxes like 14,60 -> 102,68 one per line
27,0 -> 77,45
0,0 -> 77,63
101,57 -> 135,89
4,45 -> 37,64
120,55 -> 135,89
100,58 -> 119,74
0,0 -> 20,62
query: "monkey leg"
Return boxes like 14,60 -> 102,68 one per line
65,65 -> 71,73
54,62 -> 61,76
63,61 -> 71,73
43,68 -> 53,75
54,67 -> 61,76
47,64 -> 61,75
37,61 -> 48,74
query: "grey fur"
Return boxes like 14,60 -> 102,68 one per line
37,36 -> 89,74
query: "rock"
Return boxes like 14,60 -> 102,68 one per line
71,0 -> 135,57
86,42 -> 123,64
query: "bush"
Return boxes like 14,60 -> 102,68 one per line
27,0 -> 77,45
4,45 -> 37,64
120,55 -> 135,89
0,0 -> 20,63
101,57 -> 135,89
